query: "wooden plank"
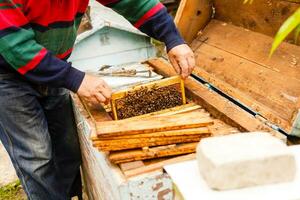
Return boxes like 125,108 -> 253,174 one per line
210,119 -> 240,136
175,0 -> 213,43
123,154 -> 196,178
191,41 -> 300,131
93,135 -> 209,151
96,112 -> 214,137
93,127 -> 211,140
213,0 -> 300,45
119,161 -> 145,172
194,20 -> 300,80
191,61 -> 291,131
109,143 -> 198,164
146,58 -> 286,141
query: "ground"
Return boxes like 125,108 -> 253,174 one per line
0,142 -> 25,200
0,181 -> 26,200
0,142 -> 18,187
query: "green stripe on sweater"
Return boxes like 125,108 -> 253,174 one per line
110,0 -> 159,24
0,3 -> 22,10
0,28 -> 43,69
34,26 -> 77,55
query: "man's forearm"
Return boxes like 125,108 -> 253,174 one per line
97,0 -> 185,51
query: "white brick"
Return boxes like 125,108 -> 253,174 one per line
196,132 -> 296,190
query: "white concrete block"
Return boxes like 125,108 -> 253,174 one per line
196,132 -> 296,190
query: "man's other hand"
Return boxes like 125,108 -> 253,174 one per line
77,74 -> 112,105
168,44 -> 195,79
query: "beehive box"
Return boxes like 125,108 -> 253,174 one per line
71,1 -> 300,199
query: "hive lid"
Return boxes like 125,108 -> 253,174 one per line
191,20 -> 300,135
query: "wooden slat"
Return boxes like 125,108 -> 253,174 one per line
96,112 -> 214,137
123,154 -> 196,178
191,36 -> 300,131
194,20 -> 300,80
93,127 -> 210,140
213,0 -> 300,45
146,58 -> 286,140
209,119 -> 239,135
175,0 -> 213,43
109,143 -> 198,164
119,161 -> 145,172
94,135 -> 209,151
192,60 -> 292,131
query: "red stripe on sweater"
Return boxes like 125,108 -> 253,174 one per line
25,0 -> 88,26
134,3 -> 164,28
0,11 -> 27,30
18,48 -> 47,75
56,48 -> 73,59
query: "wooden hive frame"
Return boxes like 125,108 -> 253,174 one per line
110,75 -> 187,120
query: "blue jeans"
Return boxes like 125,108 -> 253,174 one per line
0,71 -> 82,200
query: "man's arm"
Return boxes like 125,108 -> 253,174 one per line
97,0 -> 195,78
0,1 -> 112,105
0,1 -> 85,92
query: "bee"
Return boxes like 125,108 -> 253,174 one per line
116,84 -> 182,119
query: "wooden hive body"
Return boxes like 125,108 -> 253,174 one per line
175,0 -> 300,136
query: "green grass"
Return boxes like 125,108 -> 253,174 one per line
0,181 -> 26,200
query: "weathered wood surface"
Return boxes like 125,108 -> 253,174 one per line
175,0 -> 213,43
72,95 -> 124,200
213,0 -> 300,45
194,20 -> 300,80
73,95 -> 174,200
95,112 -> 214,137
93,127 -> 210,140
94,135 -> 206,151
123,154 -> 196,178
146,58 -> 286,141
190,20 -> 300,132
109,143 -> 198,164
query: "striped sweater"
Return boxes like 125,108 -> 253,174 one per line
0,0 -> 184,92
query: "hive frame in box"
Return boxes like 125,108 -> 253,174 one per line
110,75 -> 187,120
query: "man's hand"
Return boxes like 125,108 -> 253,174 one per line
77,74 -> 112,105
168,44 -> 195,79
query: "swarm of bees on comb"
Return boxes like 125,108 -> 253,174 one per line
115,84 -> 183,119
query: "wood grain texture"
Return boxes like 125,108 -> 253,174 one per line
94,135 -> 208,151
93,127 -> 210,140
109,143 -> 198,164
146,58 -> 286,140
122,154 -> 196,178
194,20 -> 300,80
96,112 -> 214,137
119,161 -> 145,172
175,0 -> 213,43
213,0 -> 300,45
190,20 -> 300,131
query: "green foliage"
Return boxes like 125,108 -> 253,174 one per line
242,1 -> 300,56
0,181 -> 25,200
270,8 -> 300,56
295,24 -> 300,44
